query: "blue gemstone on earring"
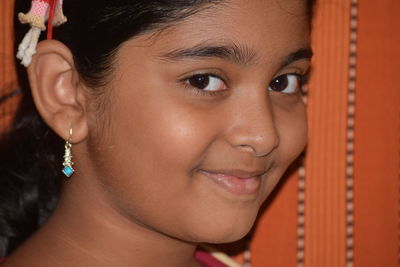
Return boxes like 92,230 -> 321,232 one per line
62,166 -> 75,177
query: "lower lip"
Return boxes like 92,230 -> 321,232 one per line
199,170 -> 261,195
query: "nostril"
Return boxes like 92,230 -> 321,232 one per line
225,116 -> 280,158
237,144 -> 256,154
237,138 -> 279,157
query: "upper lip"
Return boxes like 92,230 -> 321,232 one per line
199,168 -> 269,179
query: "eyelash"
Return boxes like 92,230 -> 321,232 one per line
271,71 -> 310,96
181,72 -> 228,96
181,72 -> 310,96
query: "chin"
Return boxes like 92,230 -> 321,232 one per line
183,207 -> 259,244
200,220 -> 255,244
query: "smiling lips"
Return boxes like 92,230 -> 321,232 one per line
199,169 -> 267,195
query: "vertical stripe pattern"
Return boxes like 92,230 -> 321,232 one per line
345,1 -> 358,266
0,0 -> 19,133
304,0 -> 350,265
352,0 -> 400,265
297,162 -> 306,267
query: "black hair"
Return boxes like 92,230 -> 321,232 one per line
0,0 -> 315,257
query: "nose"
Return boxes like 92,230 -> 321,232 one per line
224,94 -> 279,157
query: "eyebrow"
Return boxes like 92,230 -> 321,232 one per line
158,41 -> 313,66
160,42 -> 257,65
283,48 -> 313,67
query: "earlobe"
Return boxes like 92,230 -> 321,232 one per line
27,40 -> 88,143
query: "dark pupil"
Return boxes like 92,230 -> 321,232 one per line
269,75 -> 289,92
189,75 -> 209,89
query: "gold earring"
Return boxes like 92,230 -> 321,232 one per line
62,128 -> 74,177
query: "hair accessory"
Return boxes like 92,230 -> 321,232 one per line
62,128 -> 74,178
17,0 -> 67,67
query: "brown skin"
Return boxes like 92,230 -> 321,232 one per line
3,0 -> 311,266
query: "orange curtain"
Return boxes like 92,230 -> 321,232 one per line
1,0 -> 399,266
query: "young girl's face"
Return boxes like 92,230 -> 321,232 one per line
83,0 -> 311,243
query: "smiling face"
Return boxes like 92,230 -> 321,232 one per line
80,0 -> 311,243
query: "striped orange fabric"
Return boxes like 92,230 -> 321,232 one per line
0,0 -> 16,86
353,0 -> 400,266
0,1 -> 399,266
304,0 -> 351,266
0,0 -> 18,133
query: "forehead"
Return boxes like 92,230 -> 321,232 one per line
137,0 -> 311,63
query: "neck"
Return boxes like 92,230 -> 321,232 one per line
6,173 -> 200,267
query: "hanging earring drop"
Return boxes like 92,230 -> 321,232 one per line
62,128 -> 75,177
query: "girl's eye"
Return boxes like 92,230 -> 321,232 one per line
186,74 -> 227,92
268,73 -> 303,94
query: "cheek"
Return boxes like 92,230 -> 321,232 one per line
257,100 -> 307,200
94,79 -> 226,236
118,103 -> 214,175
275,99 -> 307,167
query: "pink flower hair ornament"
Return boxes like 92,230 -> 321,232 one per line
17,0 -> 67,67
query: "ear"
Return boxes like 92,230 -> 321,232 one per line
27,40 -> 88,143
